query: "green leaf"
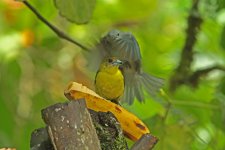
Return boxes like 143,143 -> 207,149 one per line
123,97 -> 165,120
217,0 -> 225,11
212,77 -> 225,130
154,124 -> 193,150
220,26 -> 225,50
54,0 -> 96,24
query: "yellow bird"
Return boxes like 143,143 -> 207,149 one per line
95,58 -> 124,103
87,29 -> 164,105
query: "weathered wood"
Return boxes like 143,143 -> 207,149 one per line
30,127 -> 53,150
130,133 -> 158,150
31,103 -> 128,150
41,99 -> 101,150
31,99 -> 158,150
89,110 -> 128,150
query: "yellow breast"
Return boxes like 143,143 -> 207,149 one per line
95,69 -> 124,100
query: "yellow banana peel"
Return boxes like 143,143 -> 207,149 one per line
64,82 -> 150,141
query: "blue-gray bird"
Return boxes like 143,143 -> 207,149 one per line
87,29 -> 163,105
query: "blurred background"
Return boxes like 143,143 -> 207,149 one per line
0,0 -> 225,149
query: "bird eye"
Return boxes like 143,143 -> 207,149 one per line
108,58 -> 113,63
117,33 -> 120,36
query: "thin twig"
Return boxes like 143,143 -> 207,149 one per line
189,65 -> 225,87
162,102 -> 172,122
160,89 -> 172,122
171,100 -> 219,110
22,0 -> 90,51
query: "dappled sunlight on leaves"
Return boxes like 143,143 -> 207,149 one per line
0,0 -> 225,149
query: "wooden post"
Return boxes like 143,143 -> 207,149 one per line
130,133 -> 158,150
41,99 -> 101,150
30,99 -> 157,150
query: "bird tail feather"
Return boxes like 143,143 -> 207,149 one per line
122,72 -> 164,105
141,72 -> 164,98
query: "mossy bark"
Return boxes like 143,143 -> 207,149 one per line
89,110 -> 128,150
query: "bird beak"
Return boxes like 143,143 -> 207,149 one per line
112,59 -> 123,66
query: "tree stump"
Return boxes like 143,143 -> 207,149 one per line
31,99 -> 128,150
30,99 -> 158,150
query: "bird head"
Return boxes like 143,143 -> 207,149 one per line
99,57 -> 123,73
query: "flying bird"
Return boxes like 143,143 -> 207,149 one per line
87,29 -> 164,104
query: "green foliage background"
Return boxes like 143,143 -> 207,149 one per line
0,0 -> 225,149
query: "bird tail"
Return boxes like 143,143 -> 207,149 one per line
122,72 -> 164,105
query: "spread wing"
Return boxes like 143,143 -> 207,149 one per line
86,29 -> 163,104
84,43 -> 109,73
101,29 -> 141,63
121,66 -> 164,105
85,29 -> 142,72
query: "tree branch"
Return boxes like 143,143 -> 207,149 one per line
21,0 -> 90,51
188,65 -> 225,87
178,0 -> 203,73
169,0 -> 203,91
